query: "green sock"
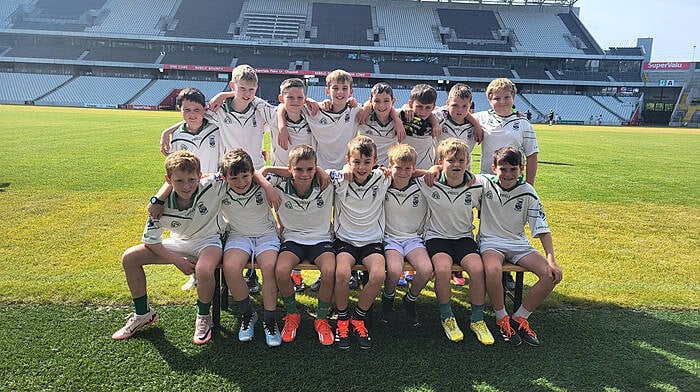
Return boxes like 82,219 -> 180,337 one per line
133,294 -> 149,315
317,300 -> 330,320
197,300 -> 211,316
439,301 -> 454,321
470,304 -> 484,323
283,294 -> 298,315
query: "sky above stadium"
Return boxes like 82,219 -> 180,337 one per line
576,0 -> 697,62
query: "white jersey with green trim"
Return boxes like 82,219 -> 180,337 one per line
417,172 -> 484,240
269,174 -> 334,245
477,174 -> 550,247
384,178 -> 428,242
169,116 -> 222,174
210,97 -> 274,169
434,109 -> 477,155
268,109 -> 314,167
307,105 -> 361,169
142,176 -> 224,244
400,111 -> 435,170
220,180 -> 277,237
473,110 -> 539,175
331,168 -> 391,246
358,112 -> 397,168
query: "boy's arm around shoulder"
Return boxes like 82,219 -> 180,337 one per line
146,182 -> 172,219
465,112 -> 483,143
160,121 -> 183,155
253,169 -> 281,210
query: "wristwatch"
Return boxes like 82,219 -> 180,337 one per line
150,196 -> 165,205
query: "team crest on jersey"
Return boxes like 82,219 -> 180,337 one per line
514,198 -> 523,212
344,112 -> 351,122
431,191 -> 440,200
320,118 -> 328,125
372,185 -> 378,199
485,190 -> 493,199
255,192 -> 264,205
285,201 -> 293,209
513,122 -> 519,130
252,116 -> 257,127
197,202 -> 208,215
465,193 -> 472,205
171,221 -> 181,228
538,208 -> 546,220
224,116 -> 232,124
412,194 -> 420,207
222,198 -> 231,205
180,144 -> 188,151
209,135 -> 216,148
316,197 -> 324,208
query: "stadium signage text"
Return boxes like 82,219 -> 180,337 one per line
162,64 -> 370,78
643,62 -> 691,71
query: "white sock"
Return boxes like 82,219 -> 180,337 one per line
494,308 -> 508,320
513,306 -> 532,320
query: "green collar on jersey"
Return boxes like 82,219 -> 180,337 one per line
286,177 -> 318,199
438,170 -> 471,188
485,173 -> 526,191
391,177 -> 416,191
168,187 -> 200,211
223,97 -> 253,114
180,118 -> 209,135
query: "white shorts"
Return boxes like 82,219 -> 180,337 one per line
478,240 -> 538,265
384,237 -> 426,258
162,235 -> 223,261
225,233 -> 280,258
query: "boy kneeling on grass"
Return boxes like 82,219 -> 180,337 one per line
478,146 -> 562,347
112,151 -> 223,345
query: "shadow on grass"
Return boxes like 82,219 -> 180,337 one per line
539,160 -> 575,166
3,296 -> 696,392
0,182 -> 9,192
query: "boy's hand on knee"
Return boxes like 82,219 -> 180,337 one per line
547,257 -> 562,284
176,257 -> 196,275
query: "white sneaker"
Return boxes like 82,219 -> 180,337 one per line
193,314 -> 213,345
181,274 -> 197,291
238,311 -> 258,342
263,320 -> 282,347
112,308 -> 157,340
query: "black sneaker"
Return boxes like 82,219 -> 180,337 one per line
351,319 -> 371,349
246,270 -> 260,294
503,272 -> 516,291
496,315 -> 522,346
513,316 -> 540,347
402,295 -> 419,327
335,319 -> 351,350
379,295 -> 394,324
349,271 -> 359,290
309,276 -> 322,292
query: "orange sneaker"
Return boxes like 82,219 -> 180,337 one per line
513,316 -> 540,346
351,319 -> 372,349
281,313 -> 301,343
496,315 -> 522,346
335,319 -> 351,350
314,319 -> 334,346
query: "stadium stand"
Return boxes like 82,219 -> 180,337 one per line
85,0 -> 177,36
499,8 -> 579,54
38,75 -> 151,106
234,55 -> 296,70
162,51 -> 235,67
11,0 -> 106,32
557,12 -> 603,55
437,9 -> 499,40
3,42 -> 86,60
84,46 -> 160,64
0,0 -> 33,28
552,70 -> 610,82
376,5 -> 442,49
523,93 -> 621,124
308,58 -> 374,73
131,79 -> 226,106
446,42 -> 512,52
609,72 -> 643,83
514,67 -> 550,80
0,72 -> 72,103
448,67 -> 513,80
165,0 -> 243,40
310,3 -> 373,46
31,0 -> 105,19
241,0 -> 308,40
378,61 -> 444,76
592,96 -> 638,120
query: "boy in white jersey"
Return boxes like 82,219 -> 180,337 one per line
380,144 -> 433,326
473,78 -> 539,185
165,88 -> 223,291
260,145 -> 336,346
332,136 -> 391,350
434,83 -> 484,170
478,146 -> 562,347
357,82 -> 406,167
218,149 -> 283,347
269,78 -> 313,167
417,138 -> 494,346
112,151 -> 224,345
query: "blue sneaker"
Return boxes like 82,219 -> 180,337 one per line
263,319 -> 282,347
238,311 -> 258,342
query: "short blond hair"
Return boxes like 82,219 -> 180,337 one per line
326,69 -> 352,87
231,64 -> 258,84
165,150 -> 200,177
387,144 -> 417,166
437,137 -> 470,163
486,78 -> 516,100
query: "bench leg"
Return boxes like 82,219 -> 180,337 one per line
512,271 -> 524,314
212,267 -> 221,328
221,272 -> 229,311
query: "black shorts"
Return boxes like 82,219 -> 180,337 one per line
279,241 -> 335,264
333,239 -> 384,264
426,237 -> 479,264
